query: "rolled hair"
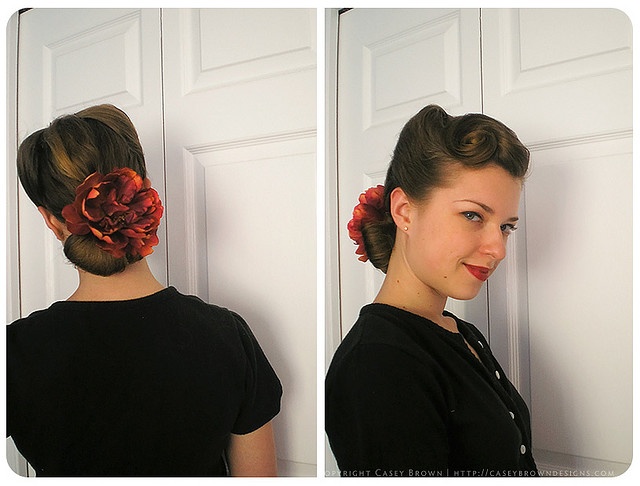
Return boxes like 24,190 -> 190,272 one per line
17,104 -> 149,276
363,104 -> 530,273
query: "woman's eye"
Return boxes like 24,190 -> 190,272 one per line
501,223 -> 518,235
462,211 -> 482,222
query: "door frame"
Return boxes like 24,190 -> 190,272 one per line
324,8 -> 341,368
5,10 -> 34,477
323,7 -> 341,476
6,13 -> 20,326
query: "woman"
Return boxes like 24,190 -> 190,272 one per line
7,105 -> 282,477
326,105 -> 538,477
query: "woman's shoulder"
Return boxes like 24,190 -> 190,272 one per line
165,287 -> 235,317
166,288 -> 251,327
326,305 -> 455,407
8,303 -> 65,337
328,303 -> 445,376
8,287 -> 250,340
346,302 -> 460,349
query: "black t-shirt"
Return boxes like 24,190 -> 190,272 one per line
325,303 -> 538,477
7,286 -> 282,477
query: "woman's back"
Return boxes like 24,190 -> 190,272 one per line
7,287 -> 282,476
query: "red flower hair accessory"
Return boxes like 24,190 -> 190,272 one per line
61,168 -> 164,259
347,184 -> 386,262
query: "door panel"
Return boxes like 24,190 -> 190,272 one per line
161,9 -> 317,476
526,141 -> 632,467
481,8 -> 632,142
182,9 -> 314,93
336,8 -> 485,342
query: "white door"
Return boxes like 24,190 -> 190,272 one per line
161,9 -> 317,476
482,9 -> 632,474
9,8 -> 317,477
331,7 -> 632,475
334,8 -> 487,352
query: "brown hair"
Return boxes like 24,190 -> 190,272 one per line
17,104 -> 149,276
362,104 -> 530,273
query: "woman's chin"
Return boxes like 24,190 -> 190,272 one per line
448,284 -> 484,301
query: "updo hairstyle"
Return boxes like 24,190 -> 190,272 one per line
362,104 -> 530,273
17,104 -> 148,276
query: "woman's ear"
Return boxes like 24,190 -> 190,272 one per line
389,187 -> 412,230
37,207 -> 70,242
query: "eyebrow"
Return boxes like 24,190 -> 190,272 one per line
456,199 -> 519,223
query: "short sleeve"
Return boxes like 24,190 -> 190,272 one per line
230,313 -> 283,435
326,343 -> 451,473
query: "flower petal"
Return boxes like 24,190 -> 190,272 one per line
62,168 -> 163,260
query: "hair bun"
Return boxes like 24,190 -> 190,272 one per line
347,185 -> 396,273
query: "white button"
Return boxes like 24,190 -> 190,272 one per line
520,445 -> 526,454
478,341 -> 484,348
495,370 -> 501,380
509,411 -> 515,419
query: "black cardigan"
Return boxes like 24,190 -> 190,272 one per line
326,303 -> 538,477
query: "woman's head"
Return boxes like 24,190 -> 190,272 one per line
357,104 -> 529,273
391,163 -> 522,301
17,104 -> 154,276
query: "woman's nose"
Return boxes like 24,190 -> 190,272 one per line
481,226 -> 507,262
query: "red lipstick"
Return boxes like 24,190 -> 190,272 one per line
464,264 -> 491,282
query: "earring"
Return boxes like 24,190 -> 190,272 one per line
403,226 -> 408,231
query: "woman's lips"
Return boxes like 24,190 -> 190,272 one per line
464,264 -> 491,282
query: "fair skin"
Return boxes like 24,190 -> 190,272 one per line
375,164 -> 522,338
227,422 -> 278,476
38,206 -> 278,477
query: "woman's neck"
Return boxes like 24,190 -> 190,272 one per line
373,251 -> 457,333
67,259 -> 165,302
